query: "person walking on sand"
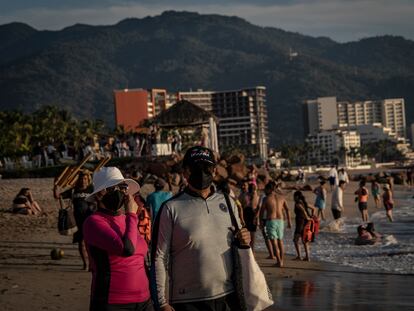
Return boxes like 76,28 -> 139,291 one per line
257,184 -> 273,259
313,180 -> 327,221
238,179 -> 259,250
54,171 -> 94,271
83,167 -> 154,311
260,181 -> 291,267
382,184 -> 394,222
151,146 -> 251,311
355,180 -> 369,222
371,179 -> 381,209
293,191 -> 315,262
338,168 -> 349,185
331,180 -> 346,220
328,165 -> 338,191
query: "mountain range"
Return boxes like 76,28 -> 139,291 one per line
1,10 -> 414,146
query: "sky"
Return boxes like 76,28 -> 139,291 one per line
1,0 -> 414,42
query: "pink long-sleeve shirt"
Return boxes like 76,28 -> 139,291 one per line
83,210 -> 150,308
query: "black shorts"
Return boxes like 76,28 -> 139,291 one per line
358,202 -> 368,212
384,202 -> 394,211
243,207 -> 257,232
332,209 -> 341,220
95,299 -> 154,311
329,176 -> 336,186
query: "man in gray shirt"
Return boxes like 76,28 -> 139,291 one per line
151,146 -> 250,311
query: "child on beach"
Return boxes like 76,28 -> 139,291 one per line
293,191 -> 316,261
382,184 -> 394,222
371,179 -> 381,208
313,180 -> 327,221
355,180 -> 369,222
12,188 -> 42,215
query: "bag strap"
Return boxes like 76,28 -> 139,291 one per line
223,193 -> 240,232
224,193 -> 251,249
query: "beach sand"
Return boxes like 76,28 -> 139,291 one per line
0,178 -> 413,310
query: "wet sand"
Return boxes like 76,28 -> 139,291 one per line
0,178 -> 413,310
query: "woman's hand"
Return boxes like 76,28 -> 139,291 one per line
124,194 -> 138,214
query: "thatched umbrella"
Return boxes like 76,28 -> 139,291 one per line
153,100 -> 218,128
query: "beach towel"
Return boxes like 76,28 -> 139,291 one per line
312,216 -> 320,242
303,218 -> 318,243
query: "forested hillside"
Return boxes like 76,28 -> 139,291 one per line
1,11 -> 413,146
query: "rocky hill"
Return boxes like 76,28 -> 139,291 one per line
1,11 -> 413,145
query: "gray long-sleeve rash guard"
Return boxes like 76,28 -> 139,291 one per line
150,188 -> 241,308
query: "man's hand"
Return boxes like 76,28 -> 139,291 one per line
236,228 -> 251,247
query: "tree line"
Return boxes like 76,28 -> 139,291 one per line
0,106 -> 106,158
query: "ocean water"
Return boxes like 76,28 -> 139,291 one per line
257,193 -> 414,274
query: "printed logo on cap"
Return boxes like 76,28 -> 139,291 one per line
190,149 -> 211,159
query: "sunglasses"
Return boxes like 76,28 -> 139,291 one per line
106,183 -> 129,193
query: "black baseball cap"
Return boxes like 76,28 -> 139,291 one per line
183,146 -> 216,167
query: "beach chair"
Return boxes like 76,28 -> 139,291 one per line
43,150 -> 54,166
3,157 -> 15,170
21,155 -> 33,169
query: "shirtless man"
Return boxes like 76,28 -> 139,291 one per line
260,181 -> 291,267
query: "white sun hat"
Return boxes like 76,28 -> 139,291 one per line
85,167 -> 140,202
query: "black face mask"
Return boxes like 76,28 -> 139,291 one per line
101,190 -> 125,212
188,164 -> 214,190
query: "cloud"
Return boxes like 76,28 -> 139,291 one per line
1,0 -> 413,42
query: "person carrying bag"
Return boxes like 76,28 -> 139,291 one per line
57,198 -> 77,235
224,193 -> 274,311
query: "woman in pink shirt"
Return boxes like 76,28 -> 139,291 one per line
84,167 -> 153,311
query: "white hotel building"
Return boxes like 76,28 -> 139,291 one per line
304,97 -> 406,139
306,130 -> 361,167
178,87 -> 269,160
303,97 -> 406,166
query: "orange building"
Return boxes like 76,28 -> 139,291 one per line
114,88 -> 168,131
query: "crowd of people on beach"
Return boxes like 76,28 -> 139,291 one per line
2,125 -> 183,169
8,145 -> 411,310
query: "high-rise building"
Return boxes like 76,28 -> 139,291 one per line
177,86 -> 269,159
304,97 -> 338,134
114,88 -> 168,131
304,97 -> 406,139
114,86 -> 269,159
176,90 -> 214,112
